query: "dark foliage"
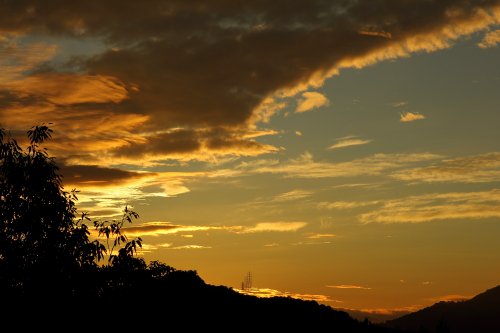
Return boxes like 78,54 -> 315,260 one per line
0,126 -> 403,332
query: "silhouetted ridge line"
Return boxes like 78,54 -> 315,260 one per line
385,285 -> 500,333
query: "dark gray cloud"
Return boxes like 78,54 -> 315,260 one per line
60,162 -> 153,186
1,0 -> 498,163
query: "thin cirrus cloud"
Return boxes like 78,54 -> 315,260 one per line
360,189 -> 500,224
478,29 -> 500,48
328,136 -> 372,150
271,189 -> 314,202
137,243 -> 210,255
305,233 -> 337,240
120,221 -> 308,237
392,152 -> 500,183
0,1 -> 499,168
400,111 -> 426,122
318,201 -> 379,210
238,152 -> 442,179
427,294 -> 472,303
239,222 -> 307,233
327,285 -> 372,290
236,287 -> 340,304
295,92 -> 329,113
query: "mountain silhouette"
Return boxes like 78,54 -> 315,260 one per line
384,285 -> 500,333
5,266 -> 405,332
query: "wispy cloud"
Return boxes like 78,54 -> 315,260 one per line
328,136 -> 372,150
400,111 -> 425,122
318,201 -> 379,210
295,92 -> 329,113
392,101 -> 408,108
136,242 -> 210,255
360,189 -> 500,224
392,152 -> 500,183
239,152 -> 441,179
121,221 -> 307,237
478,29 -> 500,48
428,294 -> 472,303
305,233 -> 336,239
167,245 -> 212,250
122,222 -> 216,237
236,287 -> 340,303
272,189 -> 313,202
327,285 -> 372,290
239,222 -> 307,233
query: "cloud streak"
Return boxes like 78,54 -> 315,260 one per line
236,287 -> 340,304
328,136 -> 372,150
360,189 -> 500,224
239,152 -> 441,179
238,222 -> 307,233
327,285 -> 372,290
392,152 -> 500,183
121,221 -> 307,237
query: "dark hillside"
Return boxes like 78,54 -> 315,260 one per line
385,286 -> 500,333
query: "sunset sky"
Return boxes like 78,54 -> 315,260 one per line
1,0 -> 500,314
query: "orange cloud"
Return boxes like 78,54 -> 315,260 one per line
400,111 -> 426,122
305,233 -> 336,239
428,294 -> 472,303
392,152 -> 500,183
318,201 -> 379,210
238,222 -> 307,233
119,221 -> 308,238
328,136 -> 372,150
240,152 -> 441,179
236,287 -> 340,304
327,285 -> 372,290
295,92 -> 329,113
360,189 -> 500,224
7,74 -> 129,105
478,29 -> 500,48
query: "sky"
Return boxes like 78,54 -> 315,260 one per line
1,0 -> 500,314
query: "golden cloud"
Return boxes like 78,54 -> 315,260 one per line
400,112 -> 426,122
392,152 -> 500,183
236,287 -> 340,304
6,74 -> 129,105
428,294 -> 472,303
327,285 -> 372,290
478,29 -> 500,48
272,189 -> 313,202
328,136 -> 372,150
295,92 -> 329,113
240,152 -> 442,179
119,221 -> 308,238
122,222 -> 216,237
239,222 -> 307,233
318,201 -> 379,210
360,189 -> 500,224
305,233 -> 337,240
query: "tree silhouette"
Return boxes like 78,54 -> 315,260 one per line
0,125 -> 142,298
